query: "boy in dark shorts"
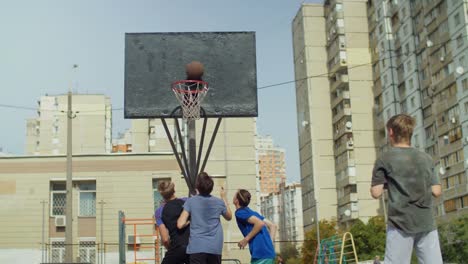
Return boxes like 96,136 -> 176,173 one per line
157,180 -> 190,264
371,114 -> 442,263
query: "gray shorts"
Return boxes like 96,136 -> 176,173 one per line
385,226 -> 442,264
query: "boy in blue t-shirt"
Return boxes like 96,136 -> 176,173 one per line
234,189 -> 277,264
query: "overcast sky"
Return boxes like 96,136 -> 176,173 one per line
0,0 -> 323,183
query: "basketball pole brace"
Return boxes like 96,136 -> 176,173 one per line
161,118 -> 193,192
161,117 -> 223,196
199,118 -> 222,174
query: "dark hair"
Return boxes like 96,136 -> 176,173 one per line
236,189 -> 251,207
157,180 -> 175,200
386,114 -> 415,144
196,172 -> 214,196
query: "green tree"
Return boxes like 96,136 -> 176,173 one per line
349,216 -> 386,261
438,215 -> 468,263
280,242 -> 299,262
301,219 -> 340,264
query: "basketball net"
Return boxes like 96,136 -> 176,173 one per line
172,80 -> 209,120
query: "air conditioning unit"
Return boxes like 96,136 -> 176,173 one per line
345,121 -> 353,130
451,117 -> 457,124
440,56 -> 445,62
55,216 -> 66,227
128,235 -> 141,245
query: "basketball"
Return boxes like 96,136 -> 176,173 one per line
186,61 -> 204,80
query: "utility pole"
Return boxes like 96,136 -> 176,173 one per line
41,200 -> 47,263
98,200 -> 106,264
65,64 -> 78,262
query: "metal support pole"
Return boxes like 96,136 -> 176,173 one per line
41,200 -> 47,263
196,117 -> 208,175
188,120 -> 197,193
65,90 -> 73,262
99,200 -> 106,264
200,118 -> 223,174
173,119 -> 192,187
118,211 -> 126,264
161,118 -> 193,193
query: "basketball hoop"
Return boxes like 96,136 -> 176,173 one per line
172,80 -> 209,120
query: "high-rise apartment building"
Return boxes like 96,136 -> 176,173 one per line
25,94 -> 112,155
368,0 -> 468,219
293,1 -> 380,230
260,183 -> 304,252
256,135 -> 287,195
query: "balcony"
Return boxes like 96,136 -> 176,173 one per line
375,115 -> 385,130
336,157 -> 355,172
334,136 -> 354,156
373,62 -> 381,81
423,114 -> 434,128
373,80 -> 383,96
438,139 -> 462,158
388,3 -> 399,16
443,184 -> 468,201
413,1 -> 423,15
395,37 -> 401,50
333,107 -> 352,124
338,193 -> 358,206
330,73 -> 349,92
334,124 -> 353,140
337,174 -> 356,189
417,35 -> 428,52
329,58 -> 348,74
332,90 -> 350,108
434,74 -> 456,94
427,18 -> 439,35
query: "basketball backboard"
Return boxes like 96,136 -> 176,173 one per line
124,32 -> 258,118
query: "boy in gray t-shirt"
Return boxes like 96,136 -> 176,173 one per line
371,114 -> 443,264
177,172 -> 232,264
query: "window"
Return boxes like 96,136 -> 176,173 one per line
335,3 -> 343,12
414,134 -> 419,147
444,199 -> 456,213
401,7 -> 406,17
425,125 -> 434,140
51,183 -> 66,216
405,43 -> 410,55
454,12 -> 461,26
153,179 -> 169,211
457,34 -> 464,48
79,239 -> 96,263
408,78 -> 414,90
406,60 -> 412,72
403,24 -> 408,35
337,19 -> 345,28
79,183 -> 96,217
50,239 -> 65,263
463,195 -> 468,208
459,56 -> 466,68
